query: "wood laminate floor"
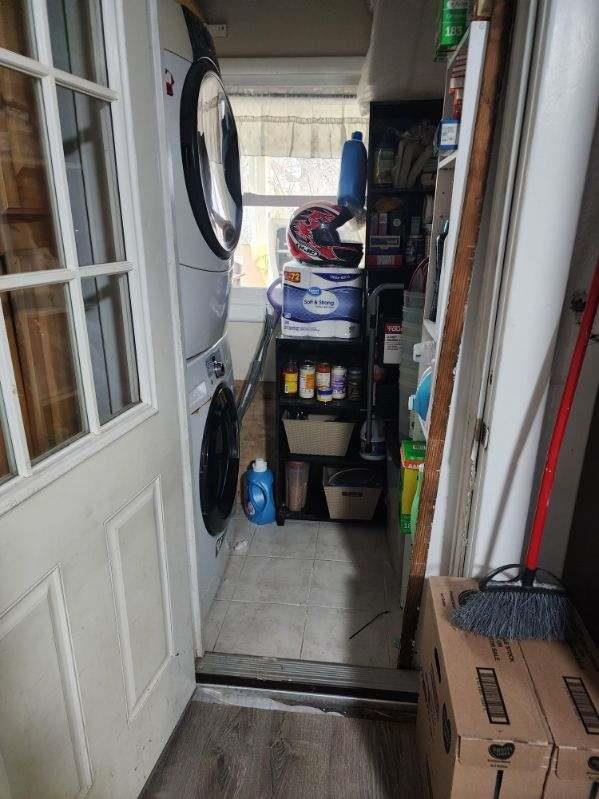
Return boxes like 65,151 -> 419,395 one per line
142,699 -> 422,798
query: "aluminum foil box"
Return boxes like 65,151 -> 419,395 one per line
281,261 -> 363,339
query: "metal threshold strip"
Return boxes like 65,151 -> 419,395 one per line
196,652 -> 419,708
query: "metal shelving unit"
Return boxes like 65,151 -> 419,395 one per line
274,335 -> 385,526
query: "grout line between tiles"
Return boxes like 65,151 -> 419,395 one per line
210,597 -> 232,653
298,604 -> 310,661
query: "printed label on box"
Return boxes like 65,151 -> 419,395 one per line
384,322 -> 402,364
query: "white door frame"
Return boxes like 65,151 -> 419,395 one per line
463,0 -> 599,577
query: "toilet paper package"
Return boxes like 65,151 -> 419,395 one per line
282,261 -> 363,339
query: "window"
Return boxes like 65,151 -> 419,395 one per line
0,1 -> 149,491
227,89 -> 367,314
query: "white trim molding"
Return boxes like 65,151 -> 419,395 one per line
220,56 -> 365,91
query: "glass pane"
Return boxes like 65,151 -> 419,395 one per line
0,68 -> 62,274
235,205 -> 295,288
196,71 -> 242,252
0,1 -> 35,57
57,87 -> 124,266
47,0 -> 108,85
82,273 -> 139,424
2,284 -> 85,461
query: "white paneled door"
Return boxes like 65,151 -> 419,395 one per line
0,1 -> 195,796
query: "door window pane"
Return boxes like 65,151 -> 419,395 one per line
57,87 -> 124,265
47,0 -> 108,86
0,68 -> 62,274
2,284 -> 85,461
82,274 -> 139,423
0,1 -> 35,57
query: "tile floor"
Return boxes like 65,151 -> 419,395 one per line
204,512 -> 402,668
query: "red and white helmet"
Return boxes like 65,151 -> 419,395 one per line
287,202 -> 363,267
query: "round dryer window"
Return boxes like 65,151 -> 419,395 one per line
199,383 -> 240,535
180,58 -> 242,260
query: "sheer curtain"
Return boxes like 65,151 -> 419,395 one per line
229,93 -> 368,159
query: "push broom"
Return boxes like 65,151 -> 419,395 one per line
453,254 -> 599,640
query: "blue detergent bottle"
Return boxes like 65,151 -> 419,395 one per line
337,131 -> 367,213
243,458 -> 276,525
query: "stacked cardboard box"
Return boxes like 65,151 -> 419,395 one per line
417,577 -> 599,798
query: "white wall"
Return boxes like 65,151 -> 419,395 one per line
158,0 -> 192,59
535,121 -> 599,576
228,321 -> 276,382
466,0 -> 599,576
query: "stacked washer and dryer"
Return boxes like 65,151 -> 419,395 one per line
162,12 -> 242,622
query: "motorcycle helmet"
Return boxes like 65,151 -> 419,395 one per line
287,202 -> 363,266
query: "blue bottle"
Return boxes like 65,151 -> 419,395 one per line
243,458 -> 276,525
337,131 -> 367,213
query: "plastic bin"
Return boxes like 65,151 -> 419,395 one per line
283,417 -> 355,456
323,466 -> 383,521
400,335 -> 420,365
286,460 -> 309,511
401,320 -> 423,337
403,291 -> 425,309
402,305 -> 425,324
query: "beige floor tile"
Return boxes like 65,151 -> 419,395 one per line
214,601 -> 307,658
227,516 -> 256,554
249,521 -> 318,558
383,560 -> 402,610
203,600 -> 229,651
308,559 -> 386,612
234,556 -> 314,604
386,608 -> 403,667
215,555 -> 245,601
301,606 -> 390,668
316,523 -> 390,564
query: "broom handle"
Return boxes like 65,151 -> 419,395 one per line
525,255 -> 599,572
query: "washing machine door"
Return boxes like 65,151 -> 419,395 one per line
180,57 -> 242,261
199,383 -> 240,535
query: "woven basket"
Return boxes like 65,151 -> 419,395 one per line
322,467 -> 382,521
283,418 -> 355,456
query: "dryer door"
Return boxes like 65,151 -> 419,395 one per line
180,58 -> 242,261
199,383 -> 240,535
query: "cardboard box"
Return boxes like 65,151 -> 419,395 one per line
281,260 -> 363,339
416,577 -> 553,798
521,617 -> 599,797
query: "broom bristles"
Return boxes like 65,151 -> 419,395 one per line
452,589 -> 571,640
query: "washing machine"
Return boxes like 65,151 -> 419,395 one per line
162,21 -> 242,359
187,337 -> 239,615
160,9 -> 243,624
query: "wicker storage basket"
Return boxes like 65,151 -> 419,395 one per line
283,418 -> 355,457
322,467 -> 382,521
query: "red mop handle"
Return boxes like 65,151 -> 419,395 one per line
526,255 -> 599,571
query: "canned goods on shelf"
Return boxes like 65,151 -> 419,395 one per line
316,362 -> 331,390
331,365 -> 347,400
299,361 -> 316,399
317,387 -> 333,403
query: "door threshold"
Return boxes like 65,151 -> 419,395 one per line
196,652 -> 419,706
193,682 -> 416,722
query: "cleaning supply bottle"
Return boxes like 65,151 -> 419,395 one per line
243,458 -> 276,524
338,131 -> 367,213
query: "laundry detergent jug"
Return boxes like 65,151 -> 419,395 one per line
243,458 -> 276,525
